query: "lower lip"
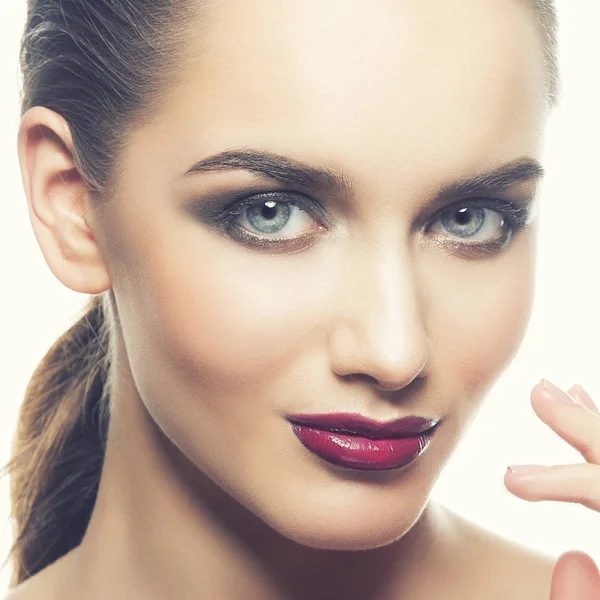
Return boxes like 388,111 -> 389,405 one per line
289,424 -> 436,471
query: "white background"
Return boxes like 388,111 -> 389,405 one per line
1,0 -> 599,594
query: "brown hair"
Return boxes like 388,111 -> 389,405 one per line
1,0 -> 203,588
2,0 -> 559,590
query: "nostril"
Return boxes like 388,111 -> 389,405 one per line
346,372 -> 415,392
346,373 -> 379,386
373,378 -> 415,392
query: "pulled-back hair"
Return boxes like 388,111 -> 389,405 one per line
532,0 -> 560,106
1,0 -> 204,587
2,0 -> 559,590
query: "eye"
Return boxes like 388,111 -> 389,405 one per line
428,205 -> 505,241
196,191 -> 530,255
237,197 -> 320,236
221,191 -> 327,250
425,198 -> 529,254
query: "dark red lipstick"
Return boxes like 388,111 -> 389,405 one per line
287,413 -> 439,471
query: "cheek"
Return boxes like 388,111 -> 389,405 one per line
109,222 -> 333,491
426,233 -> 536,401
116,225 -> 326,402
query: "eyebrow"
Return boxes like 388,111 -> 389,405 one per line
184,147 -> 355,196
183,147 -> 545,201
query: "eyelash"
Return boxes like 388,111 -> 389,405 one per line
210,191 -> 531,256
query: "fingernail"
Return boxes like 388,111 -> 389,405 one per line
567,385 -> 584,404
540,379 -> 575,404
507,465 -> 549,476
569,384 -> 599,413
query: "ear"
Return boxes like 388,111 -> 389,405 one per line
17,106 -> 111,294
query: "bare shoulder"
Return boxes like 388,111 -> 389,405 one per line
437,502 -> 556,600
3,578 -> 42,600
3,574 -> 48,600
4,573 -> 57,600
3,548 -> 78,600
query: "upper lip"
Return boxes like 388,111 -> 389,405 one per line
286,413 -> 440,439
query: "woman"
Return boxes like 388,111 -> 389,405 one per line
3,0 -> 600,598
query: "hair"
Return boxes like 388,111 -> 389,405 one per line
532,0 -> 560,107
2,0 -> 559,590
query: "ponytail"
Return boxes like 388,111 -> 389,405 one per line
10,0 -> 200,588
2,293 -> 112,587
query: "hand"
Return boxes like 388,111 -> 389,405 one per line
504,380 -> 600,598
549,551 -> 600,599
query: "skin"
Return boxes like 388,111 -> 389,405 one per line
11,0 -> 600,598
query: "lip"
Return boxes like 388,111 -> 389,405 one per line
287,413 -> 439,439
287,413 -> 439,471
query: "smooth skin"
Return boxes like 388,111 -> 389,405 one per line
8,0 -> 599,598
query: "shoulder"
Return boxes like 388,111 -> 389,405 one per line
4,578 -> 55,600
3,548 -> 79,600
435,502 -> 556,600
3,576 -> 43,600
4,581 -> 37,600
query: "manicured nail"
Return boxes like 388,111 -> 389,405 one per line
569,384 -> 599,413
540,379 -> 575,404
507,465 -> 549,476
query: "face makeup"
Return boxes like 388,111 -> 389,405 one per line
89,0 -> 548,568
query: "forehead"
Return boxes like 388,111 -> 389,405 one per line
134,0 -> 547,189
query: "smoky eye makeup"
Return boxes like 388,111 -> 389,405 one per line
423,194 -> 537,257
181,183 -> 537,257
181,185 -> 334,252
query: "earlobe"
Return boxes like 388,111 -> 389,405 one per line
17,106 -> 111,295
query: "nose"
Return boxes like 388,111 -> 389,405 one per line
328,241 -> 431,393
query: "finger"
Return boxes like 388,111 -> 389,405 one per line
531,380 -> 600,464
568,384 -> 599,414
550,550 -> 600,600
504,463 -> 600,511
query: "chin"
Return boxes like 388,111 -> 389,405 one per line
261,501 -> 422,551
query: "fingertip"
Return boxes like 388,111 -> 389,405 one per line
551,550 -> 600,599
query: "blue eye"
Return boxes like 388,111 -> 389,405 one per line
213,191 -> 327,250
429,205 -> 506,241
240,198 -> 320,237
424,197 -> 532,256
194,190 -> 531,255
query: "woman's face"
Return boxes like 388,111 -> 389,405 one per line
94,0 -> 547,550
